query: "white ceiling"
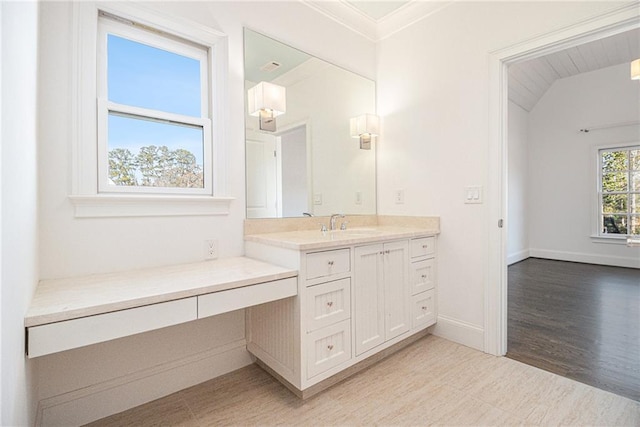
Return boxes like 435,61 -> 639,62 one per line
300,1 -> 639,112
509,28 -> 640,112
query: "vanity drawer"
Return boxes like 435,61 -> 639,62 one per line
410,237 -> 435,258
198,277 -> 297,319
411,258 -> 435,295
412,289 -> 436,329
27,298 -> 197,358
306,248 -> 350,280
306,278 -> 351,332
307,319 -> 352,378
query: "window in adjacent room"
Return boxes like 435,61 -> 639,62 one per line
97,11 -> 212,195
598,145 -> 640,236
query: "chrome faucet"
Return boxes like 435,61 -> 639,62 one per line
329,214 -> 345,231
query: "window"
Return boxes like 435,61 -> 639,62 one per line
97,12 -> 211,195
598,145 -> 640,236
70,3 -> 231,217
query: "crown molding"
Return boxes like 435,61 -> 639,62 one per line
301,0 -> 378,41
300,0 -> 454,42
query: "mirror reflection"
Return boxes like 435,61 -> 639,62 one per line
244,28 -> 377,218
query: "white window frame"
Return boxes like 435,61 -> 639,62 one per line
592,141 -> 640,241
97,15 -> 212,195
70,2 -> 232,217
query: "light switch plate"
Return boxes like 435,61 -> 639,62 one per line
464,186 -> 482,204
313,193 -> 323,205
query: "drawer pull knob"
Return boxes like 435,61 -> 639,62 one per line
328,261 -> 334,266
385,250 -> 390,254
422,245 -> 428,249
421,274 -> 427,279
422,306 -> 427,310
327,344 -> 334,351
327,301 -> 333,307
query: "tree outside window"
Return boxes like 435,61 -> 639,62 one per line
600,147 -> 640,236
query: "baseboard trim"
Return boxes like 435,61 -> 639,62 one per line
507,249 -> 530,265
36,339 -> 253,427
432,315 -> 484,351
529,249 -> 640,269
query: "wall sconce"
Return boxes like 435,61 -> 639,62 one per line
350,114 -> 379,150
248,81 -> 286,132
631,59 -> 640,80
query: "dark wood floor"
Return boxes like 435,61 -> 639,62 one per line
507,258 -> 640,402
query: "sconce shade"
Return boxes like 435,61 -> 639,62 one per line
350,114 -> 380,150
247,81 -> 286,117
350,114 -> 380,138
632,59 -> 640,80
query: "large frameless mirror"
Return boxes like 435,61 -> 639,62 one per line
244,28 -> 377,218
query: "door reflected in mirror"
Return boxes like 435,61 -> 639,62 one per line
244,28 -> 377,218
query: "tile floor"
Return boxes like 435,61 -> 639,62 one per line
87,335 -> 640,426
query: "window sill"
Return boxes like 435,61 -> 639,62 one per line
590,234 -> 631,245
69,194 -> 234,218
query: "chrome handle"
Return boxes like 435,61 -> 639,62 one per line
327,344 -> 334,351
328,260 -> 334,266
327,301 -> 333,307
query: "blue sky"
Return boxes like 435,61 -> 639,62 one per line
107,34 -> 204,164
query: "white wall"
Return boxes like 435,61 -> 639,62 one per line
528,63 -> 640,268
507,101 -> 530,265
1,2 -> 40,426
376,1 -> 628,350
36,1 -> 374,425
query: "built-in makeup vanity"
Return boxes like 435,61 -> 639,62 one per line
244,215 -> 440,397
25,257 -> 297,358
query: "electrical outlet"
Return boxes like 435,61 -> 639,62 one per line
204,239 -> 218,260
355,191 -> 362,205
394,189 -> 405,204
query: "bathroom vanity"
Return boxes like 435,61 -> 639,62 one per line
244,215 -> 439,397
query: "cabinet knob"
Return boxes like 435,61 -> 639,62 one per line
327,344 -> 334,351
421,306 -> 427,311
328,260 -> 334,266
327,301 -> 333,307
385,250 -> 390,254
422,245 -> 428,249
421,274 -> 427,279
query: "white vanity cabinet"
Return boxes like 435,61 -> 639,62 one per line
353,240 -> 410,356
245,231 -> 437,397
410,237 -> 437,328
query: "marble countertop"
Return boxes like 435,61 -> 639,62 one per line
26,257 -> 297,327
244,225 -> 440,251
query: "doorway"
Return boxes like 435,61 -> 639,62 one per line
486,3 -> 639,356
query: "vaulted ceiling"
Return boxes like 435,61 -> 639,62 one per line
508,28 -> 640,112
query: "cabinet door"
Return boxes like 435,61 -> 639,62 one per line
383,240 -> 411,341
354,244 -> 385,356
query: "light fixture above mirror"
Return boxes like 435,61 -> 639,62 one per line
247,81 -> 286,132
350,114 -> 380,150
